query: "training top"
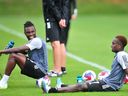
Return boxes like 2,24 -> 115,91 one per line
42,0 -> 70,23
26,37 -> 48,73
103,51 -> 128,90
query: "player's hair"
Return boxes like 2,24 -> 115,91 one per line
24,21 -> 34,28
115,35 -> 127,47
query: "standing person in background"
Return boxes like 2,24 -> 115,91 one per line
64,0 -> 78,47
0,21 -> 49,89
42,0 -> 69,76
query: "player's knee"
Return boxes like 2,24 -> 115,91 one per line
51,41 -> 60,48
9,53 -> 18,58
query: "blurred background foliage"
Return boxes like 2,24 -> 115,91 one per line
0,0 -> 128,16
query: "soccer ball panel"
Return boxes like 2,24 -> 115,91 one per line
123,75 -> 128,84
98,70 -> 110,80
82,70 -> 96,82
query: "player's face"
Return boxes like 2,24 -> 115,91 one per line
111,38 -> 121,53
25,26 -> 36,40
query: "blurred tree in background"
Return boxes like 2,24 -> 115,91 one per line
0,0 -> 128,15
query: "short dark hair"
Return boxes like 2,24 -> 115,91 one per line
115,35 -> 127,47
24,21 -> 34,28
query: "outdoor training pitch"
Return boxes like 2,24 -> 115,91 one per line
0,15 -> 128,96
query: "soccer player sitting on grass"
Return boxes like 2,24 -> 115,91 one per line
42,35 -> 128,93
0,21 -> 49,89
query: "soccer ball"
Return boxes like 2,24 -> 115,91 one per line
98,70 -> 110,80
123,75 -> 128,84
36,76 -> 50,88
82,70 -> 96,82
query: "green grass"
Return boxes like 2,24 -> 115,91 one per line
1,0 -> 128,15
0,15 -> 128,96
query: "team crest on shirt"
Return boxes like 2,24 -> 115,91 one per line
34,65 -> 39,69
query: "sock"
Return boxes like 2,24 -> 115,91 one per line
61,84 -> 68,87
49,88 -> 58,93
0,74 -> 9,84
61,67 -> 66,72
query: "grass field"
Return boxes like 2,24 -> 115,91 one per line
0,15 -> 128,96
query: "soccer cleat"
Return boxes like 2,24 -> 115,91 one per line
0,82 -> 8,89
56,78 -> 63,88
62,70 -> 67,74
48,70 -> 62,77
36,76 -> 50,88
41,79 -> 51,93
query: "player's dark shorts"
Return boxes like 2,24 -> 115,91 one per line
21,58 -> 46,79
85,80 -> 118,92
63,22 -> 70,45
45,21 -> 66,44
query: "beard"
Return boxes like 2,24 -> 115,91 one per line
27,35 -> 36,40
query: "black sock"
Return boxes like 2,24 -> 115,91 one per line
49,88 -> 58,93
61,67 -> 66,72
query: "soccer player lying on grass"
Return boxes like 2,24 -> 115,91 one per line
0,21 -> 50,89
42,35 -> 128,93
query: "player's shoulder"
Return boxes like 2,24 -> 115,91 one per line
117,51 -> 128,57
32,37 -> 42,42
117,51 -> 128,55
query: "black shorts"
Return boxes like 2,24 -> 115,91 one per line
45,21 -> 66,43
63,22 -> 70,45
21,58 -> 46,79
85,80 -> 117,92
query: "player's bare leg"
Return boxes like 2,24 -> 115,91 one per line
5,53 -> 26,75
51,41 -> 61,73
60,43 -> 66,73
0,53 -> 26,89
57,83 -> 88,92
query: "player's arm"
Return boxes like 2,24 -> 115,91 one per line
0,45 -> 29,55
61,0 -> 69,21
59,0 -> 70,29
117,52 -> 128,74
71,0 -> 78,20
45,0 -> 62,22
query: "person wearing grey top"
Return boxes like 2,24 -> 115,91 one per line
42,35 -> 128,93
0,21 -> 49,89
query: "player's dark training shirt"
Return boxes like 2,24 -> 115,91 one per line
42,0 -> 70,23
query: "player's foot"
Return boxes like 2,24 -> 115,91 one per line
0,81 -> 8,89
41,79 -> 51,93
56,77 -> 63,88
48,70 -> 62,77
56,78 -> 68,88
62,70 -> 67,74
61,67 -> 67,74
36,76 -> 50,88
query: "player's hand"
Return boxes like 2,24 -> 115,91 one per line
71,15 -> 77,20
59,19 -> 66,29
